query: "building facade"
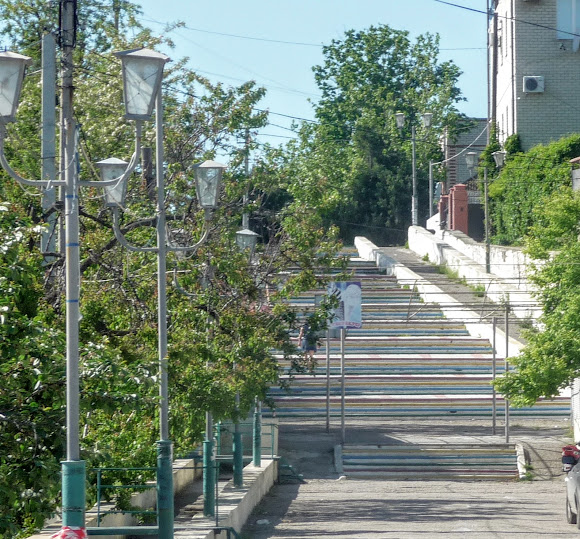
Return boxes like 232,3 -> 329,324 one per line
492,0 -> 580,151
441,119 -> 489,189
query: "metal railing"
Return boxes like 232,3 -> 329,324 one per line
87,466 -> 158,536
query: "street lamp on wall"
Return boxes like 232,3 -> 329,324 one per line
492,150 -> 506,168
465,151 -> 479,173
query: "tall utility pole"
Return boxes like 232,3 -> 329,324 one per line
41,33 -> 57,259
242,128 -> 250,229
411,126 -> 418,226
59,0 -> 87,529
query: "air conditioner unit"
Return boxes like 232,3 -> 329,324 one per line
523,76 -> 545,93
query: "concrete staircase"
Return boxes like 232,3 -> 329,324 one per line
267,253 -> 567,480
267,256 -> 568,419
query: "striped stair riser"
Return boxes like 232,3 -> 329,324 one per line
295,311 -> 446,319
281,368 -> 506,375
290,329 -> 471,336
265,400 -> 569,416
267,411 -> 567,417
340,472 -> 518,481
342,471 -> 519,480
275,394 -> 570,402
291,293 -> 420,300
283,348 -> 494,355
271,388 -> 497,395
343,460 -> 517,469
277,364 -> 507,374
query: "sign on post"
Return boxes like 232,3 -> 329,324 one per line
328,281 -> 362,329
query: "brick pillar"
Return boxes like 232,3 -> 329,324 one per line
448,184 -> 468,234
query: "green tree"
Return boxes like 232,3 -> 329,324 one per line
0,2 -> 345,536
286,25 -> 466,243
494,187 -> 580,405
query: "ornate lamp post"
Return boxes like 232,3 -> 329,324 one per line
104,150 -> 224,535
105,50 -> 225,538
0,45 -> 155,534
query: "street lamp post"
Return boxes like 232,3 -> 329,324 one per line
466,151 -> 492,274
0,45 -> 149,534
395,112 -> 433,226
105,148 -> 224,537
229,228 -> 260,487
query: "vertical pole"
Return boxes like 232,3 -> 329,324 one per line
484,167 -> 491,273
492,11 -> 498,131
233,388 -> 244,487
340,328 -> 346,445
60,0 -> 86,529
253,397 -> 261,467
492,317 -> 497,436
326,329 -> 330,433
41,33 -> 57,259
203,412 -> 215,516
412,126 -> 418,226
505,304 -> 510,444
428,160 -> 434,218
155,89 -> 174,539
242,128 -> 250,230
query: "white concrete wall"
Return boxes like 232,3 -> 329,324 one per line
355,234 -> 524,358
406,226 -> 542,321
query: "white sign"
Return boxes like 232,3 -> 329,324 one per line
328,281 -> 362,329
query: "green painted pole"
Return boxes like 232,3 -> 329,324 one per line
203,411 -> 215,517
157,440 -> 173,539
203,439 -> 215,516
233,426 -> 243,487
61,461 -> 86,527
252,398 -> 261,467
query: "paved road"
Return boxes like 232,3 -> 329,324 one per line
241,419 -> 576,538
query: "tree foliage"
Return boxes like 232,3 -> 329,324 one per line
494,188 -> 580,406
275,25 -> 466,244
0,2 -> 345,536
489,134 -> 580,245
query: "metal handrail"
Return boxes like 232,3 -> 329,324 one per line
90,467 -> 157,528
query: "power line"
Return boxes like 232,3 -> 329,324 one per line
138,16 -> 324,47
434,0 -> 580,38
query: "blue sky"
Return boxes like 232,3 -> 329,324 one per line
134,0 -> 488,150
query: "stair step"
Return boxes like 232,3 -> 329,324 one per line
339,443 -> 519,480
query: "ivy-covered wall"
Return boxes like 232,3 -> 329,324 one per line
489,134 -> 580,245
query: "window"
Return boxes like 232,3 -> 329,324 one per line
557,0 -> 580,41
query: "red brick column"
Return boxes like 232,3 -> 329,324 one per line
448,184 -> 468,234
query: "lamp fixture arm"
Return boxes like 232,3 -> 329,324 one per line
111,207 -> 158,253
166,217 -> 211,254
172,267 -> 198,298
81,121 -> 143,188
0,124 -> 65,187
112,207 -> 212,254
